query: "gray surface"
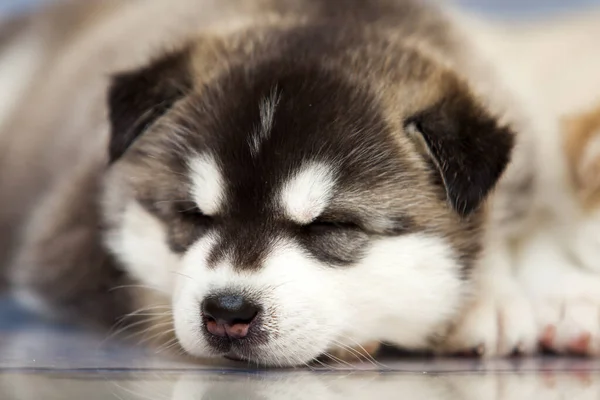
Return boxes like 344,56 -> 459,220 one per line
1,324 -> 599,373
1,369 -> 599,400
1,331 -> 600,400
457,0 -> 600,17
2,0 -> 600,18
1,320 -> 600,400
2,297 -> 600,400
0,0 -> 47,15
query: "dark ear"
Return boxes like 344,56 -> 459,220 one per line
405,86 -> 515,216
107,48 -> 193,162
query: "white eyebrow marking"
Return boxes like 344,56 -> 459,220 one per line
280,162 -> 337,224
188,153 -> 224,215
249,87 -> 280,157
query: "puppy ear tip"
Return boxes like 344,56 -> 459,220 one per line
107,48 -> 193,163
406,87 -> 515,217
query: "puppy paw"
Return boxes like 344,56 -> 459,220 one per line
537,298 -> 600,356
441,287 -> 538,357
518,237 -> 600,356
520,245 -> 600,356
323,341 -> 381,363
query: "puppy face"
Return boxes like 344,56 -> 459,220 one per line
102,29 -> 514,366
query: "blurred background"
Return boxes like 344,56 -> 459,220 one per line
3,0 -> 600,19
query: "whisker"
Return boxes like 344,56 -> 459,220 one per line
153,199 -> 195,205
330,338 -> 387,369
114,305 -> 172,325
312,355 -> 350,371
170,270 -> 200,286
343,338 -> 387,369
155,337 -> 182,354
109,284 -> 166,293
101,315 -> 171,347
137,327 -> 176,346
123,321 -> 174,342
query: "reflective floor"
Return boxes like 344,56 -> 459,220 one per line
1,300 -> 600,400
4,368 -> 600,400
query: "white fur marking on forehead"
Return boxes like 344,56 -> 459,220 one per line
249,88 -> 280,157
189,154 -> 224,215
281,162 -> 337,224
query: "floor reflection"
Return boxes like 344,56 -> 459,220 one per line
1,307 -> 600,400
1,369 -> 600,400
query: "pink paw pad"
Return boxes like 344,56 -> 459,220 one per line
540,325 -> 556,349
567,332 -> 591,355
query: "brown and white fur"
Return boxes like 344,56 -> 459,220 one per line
513,103 -> 600,355
458,13 -> 600,357
0,0 -> 598,366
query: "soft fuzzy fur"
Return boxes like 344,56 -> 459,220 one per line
0,0 -> 599,366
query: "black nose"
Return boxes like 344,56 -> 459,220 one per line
201,294 -> 259,325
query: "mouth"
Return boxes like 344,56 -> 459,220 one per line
217,342 -> 256,363
220,346 -> 287,366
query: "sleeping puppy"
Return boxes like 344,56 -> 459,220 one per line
0,0 -> 588,365
512,103 -> 600,357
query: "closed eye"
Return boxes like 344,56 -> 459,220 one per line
174,201 -> 213,223
305,218 -> 361,233
305,214 -> 415,236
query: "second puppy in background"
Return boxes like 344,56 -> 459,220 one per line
516,103 -> 600,355
563,105 -> 600,275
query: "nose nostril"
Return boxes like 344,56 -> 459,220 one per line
201,294 -> 259,338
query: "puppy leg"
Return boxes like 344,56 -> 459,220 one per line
7,155 -> 136,329
568,212 -> 600,275
518,229 -> 600,356
440,239 -> 538,357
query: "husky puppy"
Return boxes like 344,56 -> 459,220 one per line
515,104 -> 600,356
0,0 -> 595,365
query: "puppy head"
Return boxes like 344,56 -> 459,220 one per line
101,29 -> 514,366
